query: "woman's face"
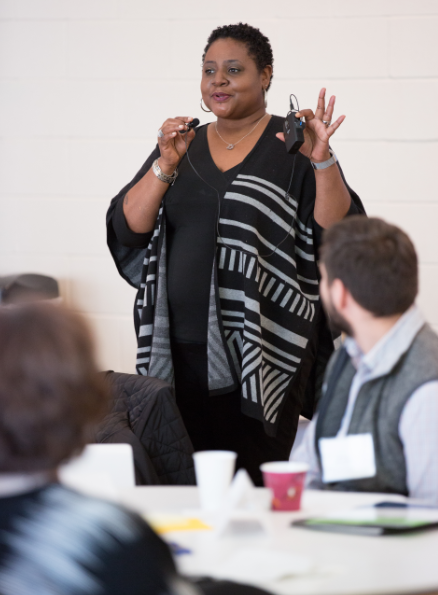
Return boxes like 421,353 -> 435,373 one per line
201,38 -> 271,120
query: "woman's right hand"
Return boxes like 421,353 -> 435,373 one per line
157,117 -> 196,173
123,117 -> 197,234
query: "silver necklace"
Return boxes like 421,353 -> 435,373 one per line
215,113 -> 268,150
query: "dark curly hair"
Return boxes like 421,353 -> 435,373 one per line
202,23 -> 274,90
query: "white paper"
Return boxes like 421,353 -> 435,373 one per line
209,548 -> 313,583
319,433 -> 376,483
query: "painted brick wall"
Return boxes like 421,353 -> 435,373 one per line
1,0 -> 437,371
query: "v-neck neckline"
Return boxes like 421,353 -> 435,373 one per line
202,115 -> 274,177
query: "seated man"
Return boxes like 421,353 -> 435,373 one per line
293,216 -> 438,504
0,303 -> 271,595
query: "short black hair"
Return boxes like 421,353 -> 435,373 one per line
202,23 -> 274,90
320,216 -> 418,317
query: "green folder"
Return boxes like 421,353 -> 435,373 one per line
293,505 -> 438,536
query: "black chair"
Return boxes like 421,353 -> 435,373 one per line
97,371 -> 196,486
0,273 -> 59,304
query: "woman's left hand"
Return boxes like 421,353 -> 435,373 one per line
276,88 -> 345,162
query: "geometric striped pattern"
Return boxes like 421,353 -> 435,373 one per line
135,210 -> 236,395
135,206 -> 164,377
218,246 -> 316,320
207,265 -> 237,391
147,222 -> 174,385
217,172 -> 320,428
130,128 -> 322,435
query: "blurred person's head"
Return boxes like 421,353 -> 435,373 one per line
0,304 -> 109,473
319,216 -> 418,337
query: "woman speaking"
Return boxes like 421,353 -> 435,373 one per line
107,23 -> 364,484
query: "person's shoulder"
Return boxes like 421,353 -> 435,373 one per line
398,323 -> 438,387
263,114 -> 284,137
193,121 -> 210,134
195,120 -> 210,129
411,323 -> 438,359
0,484 -> 164,595
38,484 -> 149,544
269,114 -> 285,130
189,121 -> 210,146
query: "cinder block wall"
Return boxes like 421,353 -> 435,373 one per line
1,1 -> 437,371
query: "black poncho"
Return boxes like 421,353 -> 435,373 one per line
107,116 -> 364,436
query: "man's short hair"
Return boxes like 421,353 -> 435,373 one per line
320,216 -> 418,317
0,304 -> 109,472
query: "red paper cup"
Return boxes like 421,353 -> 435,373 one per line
260,461 -> 309,511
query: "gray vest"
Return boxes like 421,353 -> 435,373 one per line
315,323 -> 438,495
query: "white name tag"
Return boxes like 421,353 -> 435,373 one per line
319,433 -> 376,483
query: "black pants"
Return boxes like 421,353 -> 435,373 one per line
171,341 -> 303,486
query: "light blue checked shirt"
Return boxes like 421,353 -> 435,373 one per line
292,305 -> 438,504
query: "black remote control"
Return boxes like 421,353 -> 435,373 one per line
283,111 -> 305,154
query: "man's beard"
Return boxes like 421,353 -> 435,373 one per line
322,297 -> 354,337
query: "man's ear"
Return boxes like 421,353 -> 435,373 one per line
330,278 -> 349,312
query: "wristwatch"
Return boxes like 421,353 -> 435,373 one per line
311,148 -> 338,170
152,159 -> 178,185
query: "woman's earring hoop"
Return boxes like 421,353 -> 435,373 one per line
263,88 -> 268,108
200,98 -> 212,113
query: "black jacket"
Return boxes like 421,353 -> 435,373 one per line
96,372 -> 195,485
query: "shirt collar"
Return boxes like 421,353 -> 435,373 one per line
344,305 -> 425,378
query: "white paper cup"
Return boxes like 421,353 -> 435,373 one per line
193,450 -> 237,511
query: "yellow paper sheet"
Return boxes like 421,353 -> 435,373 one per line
143,513 -> 211,534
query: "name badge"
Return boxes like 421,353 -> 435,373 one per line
319,433 -> 376,483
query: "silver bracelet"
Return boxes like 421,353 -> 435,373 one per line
311,148 -> 338,171
152,159 -> 178,185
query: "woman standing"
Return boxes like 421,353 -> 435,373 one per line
107,23 -> 364,484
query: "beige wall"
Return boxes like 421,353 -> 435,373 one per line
1,0 -> 437,371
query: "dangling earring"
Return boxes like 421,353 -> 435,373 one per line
200,98 -> 212,113
263,87 -> 268,108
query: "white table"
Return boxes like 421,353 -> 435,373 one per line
119,486 -> 438,595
